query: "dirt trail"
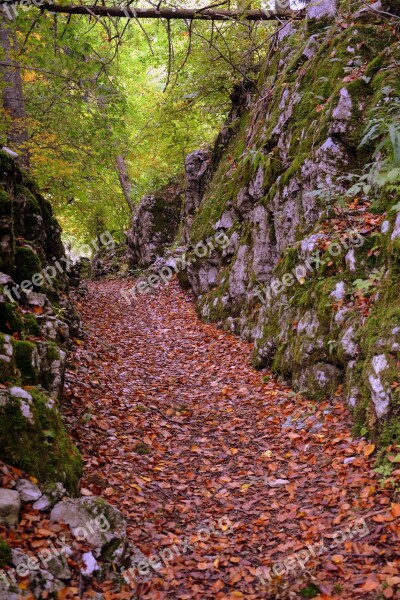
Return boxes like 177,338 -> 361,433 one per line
65,278 -> 399,599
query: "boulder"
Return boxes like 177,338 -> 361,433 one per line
50,497 -> 128,566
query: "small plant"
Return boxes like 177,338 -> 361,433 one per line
134,442 -> 151,455
0,539 -> 11,568
299,583 -> 320,598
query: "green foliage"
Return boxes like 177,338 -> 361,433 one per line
12,6 -> 272,243
0,538 -> 11,568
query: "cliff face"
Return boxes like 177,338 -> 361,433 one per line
127,180 -> 183,269
179,15 -> 400,445
0,151 -> 81,491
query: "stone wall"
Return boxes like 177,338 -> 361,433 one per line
178,14 -> 400,446
0,151 -> 81,491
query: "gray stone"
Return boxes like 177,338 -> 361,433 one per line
15,479 -> 42,503
50,497 -> 128,565
0,489 -> 21,526
307,0 -> 336,19
81,551 -> 99,577
0,273 -> 14,286
127,183 -> 183,269
267,479 -> 289,488
368,354 -> 391,418
33,482 -> 66,511
46,555 -> 71,580
302,35 -> 319,60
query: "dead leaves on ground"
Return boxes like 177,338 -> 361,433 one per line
59,279 -> 400,599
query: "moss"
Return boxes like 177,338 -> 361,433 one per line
379,416 -> 400,447
365,54 -> 384,77
134,442 -> 151,455
0,538 -> 11,568
0,303 -> 23,335
24,314 -> 41,337
13,246 -> 42,285
0,189 -> 12,218
0,389 -> 81,493
14,340 -> 39,385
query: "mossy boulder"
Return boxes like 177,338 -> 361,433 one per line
0,388 -> 81,493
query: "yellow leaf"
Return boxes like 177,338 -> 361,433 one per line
262,450 -> 272,458
230,448 -> 239,455
240,483 -> 250,493
364,443 -> 376,457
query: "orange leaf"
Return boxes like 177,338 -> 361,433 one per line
390,503 -> 400,517
364,443 -> 375,457
360,575 -> 380,592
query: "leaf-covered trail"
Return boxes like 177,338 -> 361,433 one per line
65,278 -> 399,600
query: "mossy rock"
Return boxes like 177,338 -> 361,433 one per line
0,333 -> 17,385
13,246 -> 42,285
0,188 -> 12,219
14,340 -> 40,385
0,303 -> 23,335
0,389 -> 82,493
23,313 -> 41,337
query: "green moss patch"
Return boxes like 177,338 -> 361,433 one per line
13,246 -> 42,285
0,390 -> 81,493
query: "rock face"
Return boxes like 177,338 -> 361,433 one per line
127,180 -> 183,269
177,16 -> 400,445
0,151 -> 82,491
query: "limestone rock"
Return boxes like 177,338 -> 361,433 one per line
15,479 -> 42,503
50,497 -> 128,565
81,551 -> 100,577
127,181 -> 183,269
0,489 -> 20,526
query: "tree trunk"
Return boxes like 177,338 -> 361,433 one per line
0,7 -> 29,168
116,155 -> 135,215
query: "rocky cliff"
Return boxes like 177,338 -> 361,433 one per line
179,11 -> 400,446
0,150 -> 81,491
127,179 -> 183,269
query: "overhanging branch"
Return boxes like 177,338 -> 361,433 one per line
0,2 -> 301,20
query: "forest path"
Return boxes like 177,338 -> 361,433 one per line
65,278 -> 398,600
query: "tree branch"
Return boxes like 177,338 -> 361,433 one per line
0,2 -> 299,20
